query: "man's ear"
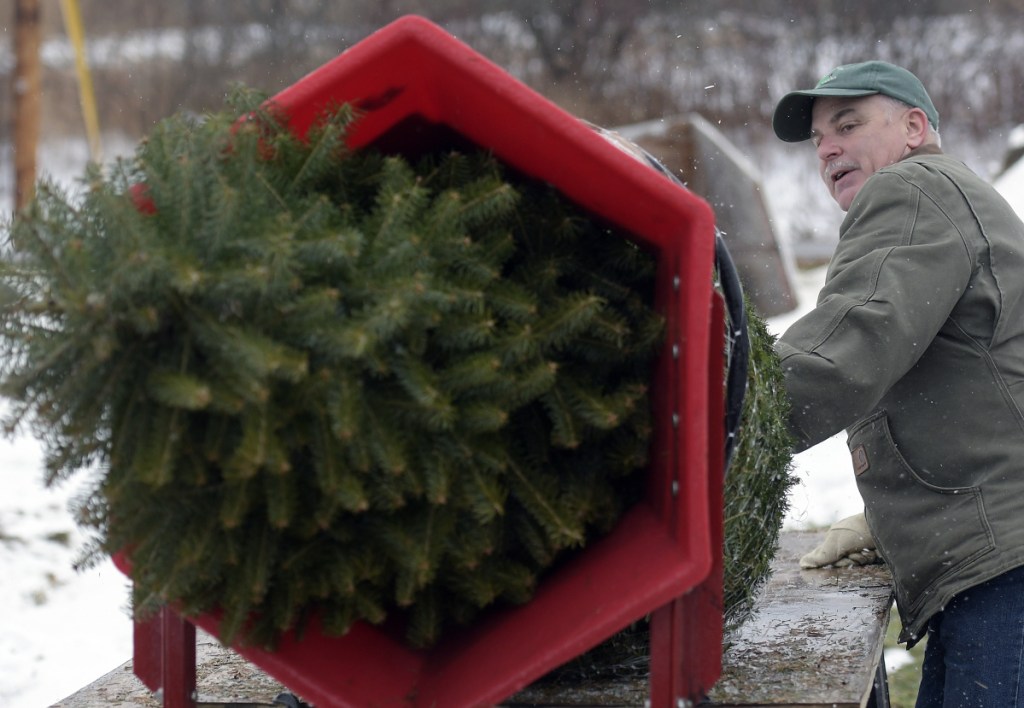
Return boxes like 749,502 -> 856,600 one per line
905,107 -> 930,148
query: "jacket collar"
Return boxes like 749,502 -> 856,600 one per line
903,144 -> 944,160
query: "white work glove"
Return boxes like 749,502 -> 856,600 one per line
799,512 -> 880,569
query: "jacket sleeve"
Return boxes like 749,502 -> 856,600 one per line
775,167 -> 975,452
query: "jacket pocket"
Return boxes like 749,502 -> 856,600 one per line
848,410 -> 995,613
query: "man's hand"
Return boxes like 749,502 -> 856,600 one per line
799,512 -> 880,569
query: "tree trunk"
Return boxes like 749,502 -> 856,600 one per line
13,0 -> 42,211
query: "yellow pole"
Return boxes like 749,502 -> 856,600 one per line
59,0 -> 102,162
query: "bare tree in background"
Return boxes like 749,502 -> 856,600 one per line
439,0 -> 679,123
12,0 -> 42,211
3,1 -> 1023,151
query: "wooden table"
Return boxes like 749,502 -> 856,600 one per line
707,530 -> 892,707
55,531 -> 894,707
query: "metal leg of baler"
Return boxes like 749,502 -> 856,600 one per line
648,576 -> 723,707
133,605 -> 198,708
646,290 -> 727,707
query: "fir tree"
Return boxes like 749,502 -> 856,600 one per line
0,89 -> 666,648
721,299 -> 796,631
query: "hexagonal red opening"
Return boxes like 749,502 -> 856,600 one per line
120,15 -> 720,707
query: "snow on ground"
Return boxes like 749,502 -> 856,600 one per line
0,427 -> 133,707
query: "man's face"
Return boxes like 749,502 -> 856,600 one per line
809,94 -> 914,211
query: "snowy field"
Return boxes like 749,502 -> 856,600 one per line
2,130 -> 1022,706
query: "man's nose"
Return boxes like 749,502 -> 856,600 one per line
816,135 -> 841,161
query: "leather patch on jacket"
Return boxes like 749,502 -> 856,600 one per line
852,445 -> 870,476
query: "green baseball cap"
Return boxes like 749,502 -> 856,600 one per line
773,61 -> 939,142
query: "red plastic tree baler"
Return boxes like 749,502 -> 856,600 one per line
123,15 -> 725,707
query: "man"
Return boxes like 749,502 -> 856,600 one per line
772,61 -> 1024,706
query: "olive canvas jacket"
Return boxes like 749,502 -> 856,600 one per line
776,145 -> 1024,645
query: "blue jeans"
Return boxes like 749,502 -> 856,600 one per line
916,564 -> 1024,707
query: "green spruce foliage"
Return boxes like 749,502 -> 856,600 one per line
722,299 -> 796,631
0,90 -> 665,648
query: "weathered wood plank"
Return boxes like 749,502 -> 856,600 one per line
707,530 -> 892,707
51,631 -> 289,707
614,114 -> 800,317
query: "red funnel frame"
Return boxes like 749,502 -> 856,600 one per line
121,15 -> 724,707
